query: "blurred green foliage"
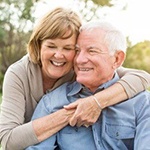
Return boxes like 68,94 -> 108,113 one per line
0,93 -> 1,104
124,41 -> 150,73
0,0 -> 35,91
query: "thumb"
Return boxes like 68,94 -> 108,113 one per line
63,101 -> 78,110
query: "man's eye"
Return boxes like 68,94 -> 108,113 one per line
89,50 -> 95,52
89,49 -> 98,53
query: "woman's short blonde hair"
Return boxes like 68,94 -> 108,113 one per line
27,7 -> 81,64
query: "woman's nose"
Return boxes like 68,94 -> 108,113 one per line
54,50 -> 64,59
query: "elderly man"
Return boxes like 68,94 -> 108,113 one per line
26,21 -> 150,150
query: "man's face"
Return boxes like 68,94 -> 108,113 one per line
74,28 -> 116,92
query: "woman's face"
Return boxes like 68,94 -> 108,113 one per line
40,34 -> 76,80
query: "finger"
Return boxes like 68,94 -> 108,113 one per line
76,121 -> 86,127
69,107 -> 82,126
76,119 -> 91,127
63,101 -> 78,110
69,103 -> 83,126
69,114 -> 78,126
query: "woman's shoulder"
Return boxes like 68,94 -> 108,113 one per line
7,54 -> 29,72
7,54 -> 39,74
5,54 -> 41,82
9,54 -> 30,70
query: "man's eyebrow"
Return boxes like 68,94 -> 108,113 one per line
87,45 -> 99,49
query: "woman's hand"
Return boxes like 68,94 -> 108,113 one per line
64,96 -> 102,127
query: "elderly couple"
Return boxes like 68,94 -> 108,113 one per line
1,7 -> 150,150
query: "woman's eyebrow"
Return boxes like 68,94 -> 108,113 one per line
45,41 -> 55,45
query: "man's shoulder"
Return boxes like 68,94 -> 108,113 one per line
108,90 -> 150,112
134,90 -> 150,106
132,90 -> 150,102
112,90 -> 150,114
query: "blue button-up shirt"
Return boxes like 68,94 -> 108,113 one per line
26,73 -> 150,150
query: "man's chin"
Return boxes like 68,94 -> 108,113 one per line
76,78 -> 88,84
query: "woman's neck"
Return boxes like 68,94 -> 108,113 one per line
42,76 -> 58,93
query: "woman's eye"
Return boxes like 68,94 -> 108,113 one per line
64,48 -> 71,50
47,46 -> 56,49
64,47 -> 75,51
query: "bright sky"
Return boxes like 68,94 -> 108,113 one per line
34,0 -> 150,45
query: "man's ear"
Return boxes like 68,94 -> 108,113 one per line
113,51 -> 126,68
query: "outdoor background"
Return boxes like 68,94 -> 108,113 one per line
0,0 -> 150,149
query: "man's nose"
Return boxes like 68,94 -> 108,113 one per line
76,51 -> 88,64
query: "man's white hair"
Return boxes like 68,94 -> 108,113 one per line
79,21 -> 127,55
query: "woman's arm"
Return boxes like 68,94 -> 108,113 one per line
65,67 -> 150,126
0,65 -> 74,150
32,108 -> 75,142
117,66 -> 150,98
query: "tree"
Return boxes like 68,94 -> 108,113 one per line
79,0 -> 113,21
0,0 -> 36,91
123,40 -> 150,73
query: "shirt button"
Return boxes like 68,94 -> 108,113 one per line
75,127 -> 78,132
116,132 -> 119,137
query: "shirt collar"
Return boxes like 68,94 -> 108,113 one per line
67,72 -> 120,97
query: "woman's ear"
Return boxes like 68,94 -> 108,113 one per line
113,51 -> 126,69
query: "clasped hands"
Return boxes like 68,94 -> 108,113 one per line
64,96 -> 102,128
